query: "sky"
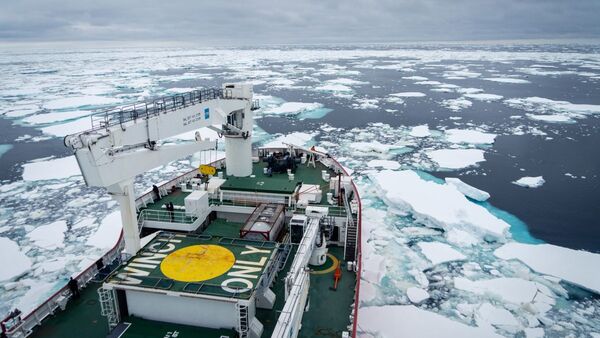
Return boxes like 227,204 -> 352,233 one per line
1,0 -> 599,45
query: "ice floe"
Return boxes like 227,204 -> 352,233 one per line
505,97 -> 600,123
464,93 -> 503,101
366,160 -> 400,170
262,132 -> 315,149
263,102 -> 323,117
359,305 -> 502,338
445,129 -> 496,144
417,241 -> 466,265
27,220 -> 67,250
512,176 -> 545,188
426,149 -> 486,170
43,96 -> 121,110
454,277 -> 552,306
526,114 -> 574,123
495,243 -> 600,294
406,287 -> 430,304
370,170 -> 509,239
484,77 -> 530,84
21,110 -> 91,125
40,117 -> 93,137
441,98 -> 472,111
86,211 -> 122,249
390,92 -> 426,98
0,237 -> 32,281
22,156 -> 81,181
409,125 -> 431,138
445,177 -> 490,201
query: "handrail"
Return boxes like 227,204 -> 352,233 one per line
135,157 -> 226,209
88,87 -> 225,131
329,156 -> 362,338
138,209 -> 197,224
1,230 -> 125,337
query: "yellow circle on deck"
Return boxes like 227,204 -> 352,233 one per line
160,245 -> 235,282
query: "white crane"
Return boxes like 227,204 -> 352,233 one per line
64,83 -> 257,256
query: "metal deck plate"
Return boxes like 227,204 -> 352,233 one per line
107,233 -> 277,299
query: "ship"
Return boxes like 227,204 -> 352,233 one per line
1,83 -> 362,338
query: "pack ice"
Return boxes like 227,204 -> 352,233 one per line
370,170 -> 509,239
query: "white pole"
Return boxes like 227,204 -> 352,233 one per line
107,180 -> 141,256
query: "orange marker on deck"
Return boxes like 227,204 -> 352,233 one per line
333,265 -> 342,290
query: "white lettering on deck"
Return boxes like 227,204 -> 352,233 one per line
221,245 -> 271,294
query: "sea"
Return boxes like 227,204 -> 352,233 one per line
0,43 -> 599,337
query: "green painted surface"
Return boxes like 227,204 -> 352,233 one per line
256,245 -> 298,335
30,282 -> 108,338
142,189 -> 190,210
107,233 -> 276,299
299,246 -> 356,338
120,316 -> 236,338
26,244 -> 355,338
203,218 -> 245,238
220,161 -> 333,198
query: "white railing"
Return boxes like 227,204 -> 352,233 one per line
2,233 -> 125,338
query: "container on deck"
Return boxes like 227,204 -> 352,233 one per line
240,203 -> 285,241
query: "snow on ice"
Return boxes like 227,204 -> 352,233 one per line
0,237 -> 32,281
445,177 -> 491,201
86,211 -> 122,249
495,243 -> 600,294
27,220 -> 67,250
22,156 -> 82,181
512,176 -> 545,188
444,129 -> 497,144
426,149 -> 486,169
359,305 -> 502,338
409,125 -> 431,138
417,241 -> 466,265
370,170 -> 509,239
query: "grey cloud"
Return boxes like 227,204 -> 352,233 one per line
0,0 -> 599,44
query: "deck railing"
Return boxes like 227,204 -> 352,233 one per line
138,209 -> 196,224
1,232 -> 125,338
90,87 -> 226,131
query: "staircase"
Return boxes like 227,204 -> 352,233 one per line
343,191 -> 358,262
98,287 -> 120,330
236,303 -> 249,338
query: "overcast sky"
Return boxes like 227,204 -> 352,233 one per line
1,0 -> 599,45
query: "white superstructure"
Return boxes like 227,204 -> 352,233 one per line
64,83 -> 256,255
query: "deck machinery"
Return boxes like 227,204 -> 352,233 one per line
1,84 -> 361,338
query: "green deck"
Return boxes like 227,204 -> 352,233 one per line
219,161 -> 333,197
106,233 -> 277,299
119,316 -> 236,338
26,158 -> 356,338
202,218 -> 245,238
28,245 -> 355,338
139,161 -> 333,213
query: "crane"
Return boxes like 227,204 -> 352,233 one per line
64,83 -> 257,256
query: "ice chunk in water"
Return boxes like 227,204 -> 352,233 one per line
495,243 -> 600,294
406,287 -> 430,304
445,177 -> 491,201
426,149 -> 486,170
0,237 -> 32,281
512,176 -> 545,188
444,129 -> 496,145
370,170 -> 509,239
359,305 -> 503,338
417,241 -> 466,265
27,220 -> 67,250
22,156 -> 82,181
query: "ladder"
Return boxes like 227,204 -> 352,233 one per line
98,287 -> 120,330
343,191 -> 358,262
236,303 -> 249,338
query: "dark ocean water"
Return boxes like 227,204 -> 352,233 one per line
1,44 -> 599,254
